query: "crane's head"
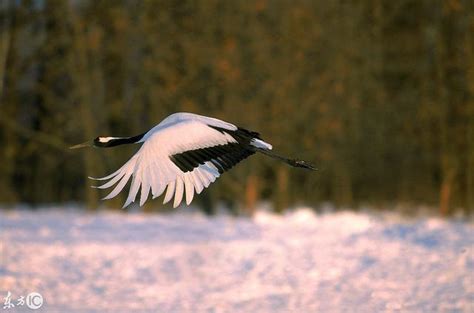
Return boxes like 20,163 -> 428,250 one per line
93,136 -> 120,147
70,133 -> 145,149
69,136 -> 115,149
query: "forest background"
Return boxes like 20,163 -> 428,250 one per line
0,0 -> 472,215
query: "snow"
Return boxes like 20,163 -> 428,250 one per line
0,207 -> 473,312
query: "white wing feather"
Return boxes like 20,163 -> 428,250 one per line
173,176 -> 184,208
184,174 -> 195,205
163,181 -> 175,204
190,171 -> 204,194
91,116 -> 237,208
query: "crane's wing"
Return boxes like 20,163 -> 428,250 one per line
90,120 -> 257,208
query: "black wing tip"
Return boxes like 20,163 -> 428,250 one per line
237,127 -> 261,139
170,143 -> 255,174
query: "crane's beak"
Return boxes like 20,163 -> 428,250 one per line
69,141 -> 93,149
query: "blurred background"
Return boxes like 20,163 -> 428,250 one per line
1,3 -> 473,311
0,0 -> 472,215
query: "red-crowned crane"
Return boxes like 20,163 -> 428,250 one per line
71,112 -> 315,208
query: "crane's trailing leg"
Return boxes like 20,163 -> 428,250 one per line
255,147 -> 317,171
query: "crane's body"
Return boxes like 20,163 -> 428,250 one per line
71,112 -> 315,208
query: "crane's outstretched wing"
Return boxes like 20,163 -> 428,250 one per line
90,119 -> 264,208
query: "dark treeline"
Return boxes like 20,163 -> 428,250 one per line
0,0 -> 472,214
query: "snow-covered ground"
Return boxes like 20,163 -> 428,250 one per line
0,207 -> 473,312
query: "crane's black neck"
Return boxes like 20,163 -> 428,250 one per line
93,133 -> 146,148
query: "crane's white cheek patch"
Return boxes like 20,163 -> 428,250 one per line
99,137 -> 113,143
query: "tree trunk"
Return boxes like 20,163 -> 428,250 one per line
70,8 -> 100,210
467,112 -> 474,213
0,1 -> 17,203
274,166 -> 289,214
466,9 -> 474,213
439,167 -> 455,216
0,0 -> 12,98
244,174 -> 259,216
333,161 -> 353,207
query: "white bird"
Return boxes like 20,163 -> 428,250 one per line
71,112 -> 315,208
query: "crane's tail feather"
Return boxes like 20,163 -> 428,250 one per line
256,148 -> 317,171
